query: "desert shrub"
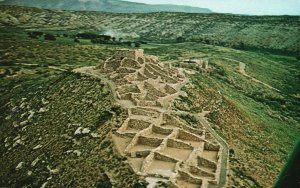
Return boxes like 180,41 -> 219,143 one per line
95,111 -> 113,128
44,33 -> 56,41
179,114 -> 198,128
132,180 -> 148,188
91,38 -> 108,44
76,32 -> 99,39
28,31 -> 44,39
138,41 -> 148,44
207,110 -> 219,123
95,173 -> 112,188
99,35 -> 111,41
135,42 -> 141,48
211,63 -> 227,77
176,36 -> 185,43
111,106 -> 122,116
16,175 -> 36,187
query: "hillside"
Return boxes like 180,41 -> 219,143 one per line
0,5 -> 300,188
0,0 -> 212,13
0,5 -> 299,54
0,25 -> 300,187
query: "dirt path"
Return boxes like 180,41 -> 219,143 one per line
74,50 -> 228,188
222,57 -> 280,92
14,62 -> 70,72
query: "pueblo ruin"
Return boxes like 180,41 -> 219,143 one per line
75,49 -> 228,188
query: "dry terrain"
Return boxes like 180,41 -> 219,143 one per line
0,6 -> 299,188
0,5 -> 299,53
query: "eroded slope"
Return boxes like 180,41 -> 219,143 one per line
0,73 -> 147,187
0,5 -> 299,53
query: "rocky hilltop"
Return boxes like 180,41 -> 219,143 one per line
75,49 -> 228,187
0,0 -> 212,13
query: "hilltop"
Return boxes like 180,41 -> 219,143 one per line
0,5 -> 299,54
0,0 -> 212,13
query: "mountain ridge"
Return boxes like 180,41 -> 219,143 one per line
0,0 -> 212,13
1,5 -> 299,54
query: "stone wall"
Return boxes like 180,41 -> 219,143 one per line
154,152 -> 178,163
104,59 -> 121,71
127,119 -> 151,130
204,142 -> 220,151
121,58 -> 142,69
144,82 -> 167,97
137,72 -> 148,81
119,93 -> 138,105
116,67 -> 136,74
115,49 -> 134,60
118,84 -> 141,95
144,67 -> 158,79
197,157 -> 217,172
138,136 -> 163,147
165,84 -> 177,95
189,166 -> 215,178
177,130 -> 203,142
135,150 -> 151,158
178,170 -> 203,185
167,139 -> 194,150
131,107 -> 160,118
152,125 -> 173,135
162,113 -> 185,127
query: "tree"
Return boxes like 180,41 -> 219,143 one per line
28,31 -> 44,39
176,36 -> 185,43
135,42 -> 141,48
44,33 -> 56,41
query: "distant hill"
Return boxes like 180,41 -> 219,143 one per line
0,5 -> 299,53
0,0 -> 212,13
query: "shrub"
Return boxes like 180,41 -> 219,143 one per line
44,33 -> 56,41
95,173 -> 112,188
135,42 -> 141,48
179,114 -> 198,128
28,31 -> 44,39
76,32 -> 100,39
176,36 -> 185,43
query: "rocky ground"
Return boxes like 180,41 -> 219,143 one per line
0,72 -> 148,187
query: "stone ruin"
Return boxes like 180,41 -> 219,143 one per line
183,59 -> 208,69
77,49 -> 226,188
173,59 -> 211,73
